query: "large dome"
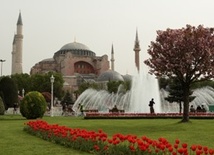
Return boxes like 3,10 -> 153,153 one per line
54,41 -> 96,57
60,42 -> 90,51
97,70 -> 124,82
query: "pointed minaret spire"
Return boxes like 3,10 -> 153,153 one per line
111,44 -> 115,71
13,33 -> 16,45
135,29 -> 139,42
17,11 -> 23,25
133,29 -> 141,72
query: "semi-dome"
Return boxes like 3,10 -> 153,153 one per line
97,70 -> 124,82
122,74 -> 133,81
40,58 -> 54,62
60,42 -> 90,51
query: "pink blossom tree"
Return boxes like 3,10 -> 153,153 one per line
145,25 -> 214,122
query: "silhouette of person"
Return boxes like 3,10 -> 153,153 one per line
190,105 -> 195,113
112,105 -> 119,113
13,103 -> 18,114
62,103 -> 67,116
149,98 -> 155,114
201,105 -> 206,112
78,103 -> 84,116
196,105 -> 202,112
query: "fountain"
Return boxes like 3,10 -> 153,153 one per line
160,86 -> 214,113
72,70 -> 214,114
72,64 -> 161,113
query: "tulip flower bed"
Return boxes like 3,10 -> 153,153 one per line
24,120 -> 214,155
84,112 -> 214,119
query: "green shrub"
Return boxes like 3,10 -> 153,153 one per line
0,76 -> 18,110
0,96 -> 5,115
20,91 -> 47,119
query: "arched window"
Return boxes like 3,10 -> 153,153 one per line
74,61 -> 95,74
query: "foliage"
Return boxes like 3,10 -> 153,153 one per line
9,72 -> 64,100
41,92 -> 51,103
77,82 -> 99,95
158,77 -> 170,89
20,91 -> 47,119
61,90 -> 74,105
107,81 -> 122,93
145,25 -> 214,122
24,120 -> 214,155
11,73 -> 31,96
31,72 -> 64,99
123,80 -> 132,91
191,80 -> 214,89
0,76 -> 18,110
165,77 -> 195,113
107,80 -> 131,94
0,96 -> 5,115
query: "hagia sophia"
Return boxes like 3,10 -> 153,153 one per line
11,12 -> 140,91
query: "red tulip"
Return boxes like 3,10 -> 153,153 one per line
191,145 -> 197,151
182,143 -> 188,148
175,139 -> 180,144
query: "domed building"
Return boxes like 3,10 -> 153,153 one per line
97,70 -> 124,82
122,74 -> 133,81
30,29 -> 141,93
30,41 -> 109,91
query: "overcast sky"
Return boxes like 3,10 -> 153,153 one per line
1,0 -> 214,76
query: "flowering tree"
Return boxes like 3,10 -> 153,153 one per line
145,25 -> 214,122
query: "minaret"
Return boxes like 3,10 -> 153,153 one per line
111,44 -> 115,71
11,35 -> 16,74
12,12 -> 23,74
133,29 -> 141,72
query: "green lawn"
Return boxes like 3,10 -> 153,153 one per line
1,115 -> 214,155
0,115 -> 90,155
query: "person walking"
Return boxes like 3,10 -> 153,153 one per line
149,98 -> 155,114
78,103 -> 84,116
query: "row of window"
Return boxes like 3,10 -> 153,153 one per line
59,50 -> 95,56
76,64 -> 92,69
75,70 -> 94,74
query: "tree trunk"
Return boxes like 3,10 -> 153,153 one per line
181,85 -> 190,122
179,101 -> 182,113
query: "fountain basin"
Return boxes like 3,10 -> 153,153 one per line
84,112 -> 214,119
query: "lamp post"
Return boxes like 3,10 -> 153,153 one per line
50,75 -> 55,117
22,89 -> 25,97
0,59 -> 6,76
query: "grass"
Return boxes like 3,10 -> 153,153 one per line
0,115 -> 90,155
1,115 -> 214,155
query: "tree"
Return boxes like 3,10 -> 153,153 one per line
191,80 -> 214,89
41,92 -> 51,103
0,76 -> 18,110
144,25 -> 214,122
77,82 -> 99,95
123,80 -> 132,91
31,72 -> 64,99
107,81 -> 125,94
165,77 -> 195,113
11,73 -> 31,96
61,90 -> 74,105
0,96 -> 5,115
158,77 -> 170,89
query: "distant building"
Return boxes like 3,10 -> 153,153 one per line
30,41 -> 110,91
11,12 -> 140,92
